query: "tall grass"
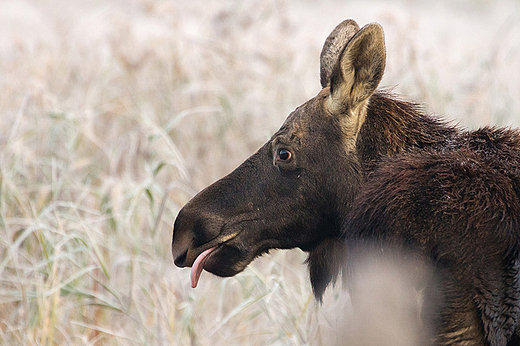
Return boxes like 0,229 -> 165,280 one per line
1,0 -> 519,345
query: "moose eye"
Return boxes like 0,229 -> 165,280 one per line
277,148 -> 292,162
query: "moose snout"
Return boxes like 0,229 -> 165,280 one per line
173,248 -> 189,267
171,216 -> 192,267
171,206 -> 223,268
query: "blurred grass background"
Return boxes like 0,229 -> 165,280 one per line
0,0 -> 519,345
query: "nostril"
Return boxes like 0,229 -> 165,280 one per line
174,249 -> 188,267
172,206 -> 221,268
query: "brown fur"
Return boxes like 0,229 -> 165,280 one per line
172,20 -> 520,345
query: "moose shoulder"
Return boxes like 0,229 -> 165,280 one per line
172,19 -> 520,346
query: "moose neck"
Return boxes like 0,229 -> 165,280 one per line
357,91 -> 458,174
306,91 -> 457,299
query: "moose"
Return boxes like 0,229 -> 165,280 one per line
172,19 -> 520,346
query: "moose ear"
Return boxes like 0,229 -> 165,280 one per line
327,23 -> 386,115
320,19 -> 360,88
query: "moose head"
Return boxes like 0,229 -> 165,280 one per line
172,20 -> 386,291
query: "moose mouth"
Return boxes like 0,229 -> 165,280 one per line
190,246 -> 216,288
173,215 -> 281,288
187,235 -> 272,287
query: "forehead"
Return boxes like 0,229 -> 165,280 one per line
274,88 -> 331,141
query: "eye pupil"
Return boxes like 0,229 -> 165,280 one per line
278,149 -> 291,161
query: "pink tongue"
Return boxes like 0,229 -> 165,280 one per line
190,247 -> 216,288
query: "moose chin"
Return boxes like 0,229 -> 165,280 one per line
172,19 -> 520,346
